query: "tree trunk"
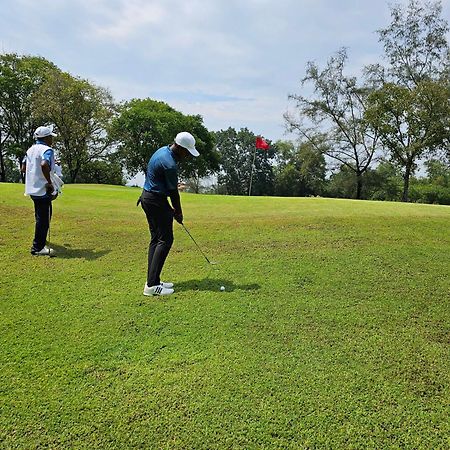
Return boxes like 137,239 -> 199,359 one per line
0,129 -> 5,182
402,164 -> 412,202
0,147 -> 5,182
355,171 -> 363,199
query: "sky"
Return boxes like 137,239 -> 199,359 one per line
3,0 -> 449,144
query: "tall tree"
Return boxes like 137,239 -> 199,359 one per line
365,80 -> 450,201
364,1 -> 450,201
215,127 -> 275,196
32,71 -> 116,182
0,53 -> 59,181
285,49 -> 380,199
376,0 -> 449,87
109,99 -> 218,182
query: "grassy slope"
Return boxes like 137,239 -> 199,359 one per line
0,183 -> 449,449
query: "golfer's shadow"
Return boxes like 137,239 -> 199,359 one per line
175,278 -> 260,293
50,243 -> 111,261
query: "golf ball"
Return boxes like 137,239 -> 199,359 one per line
220,286 -> 225,291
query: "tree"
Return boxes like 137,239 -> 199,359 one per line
0,53 -> 59,181
364,162 -> 403,201
32,71 -> 116,183
0,115 -> 10,182
110,99 -> 218,183
365,80 -> 450,201
363,1 -> 450,202
75,159 -> 125,185
178,114 -> 219,191
273,140 -> 326,197
215,127 -> 275,196
285,48 -> 380,199
376,0 -> 449,87
425,159 -> 450,186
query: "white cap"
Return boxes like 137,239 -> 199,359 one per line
175,132 -> 199,157
34,126 -> 57,139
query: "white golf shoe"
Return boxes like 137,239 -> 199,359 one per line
143,284 -> 174,296
32,246 -> 55,256
144,281 -> 173,289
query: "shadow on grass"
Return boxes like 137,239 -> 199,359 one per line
50,243 -> 111,261
175,278 -> 260,293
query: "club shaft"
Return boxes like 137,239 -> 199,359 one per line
181,223 -> 212,264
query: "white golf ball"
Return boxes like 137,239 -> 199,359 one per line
220,286 -> 225,291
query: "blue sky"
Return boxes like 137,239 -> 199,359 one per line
1,0 -> 449,143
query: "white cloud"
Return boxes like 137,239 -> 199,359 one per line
87,0 -> 167,40
2,0 -> 449,143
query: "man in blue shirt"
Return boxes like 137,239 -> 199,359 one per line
140,132 -> 199,296
21,126 -> 58,256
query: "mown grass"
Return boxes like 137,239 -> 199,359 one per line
1,183 -> 449,449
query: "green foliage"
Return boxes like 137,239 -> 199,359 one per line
0,53 -> 60,180
365,162 -> 403,201
365,80 -> 450,201
215,127 -> 275,196
410,161 -> 450,204
377,0 -> 449,86
286,48 -> 379,199
425,158 -> 450,186
110,99 -> 218,180
1,184 -> 449,448
32,71 -> 116,183
75,160 -> 125,185
326,165 -> 358,199
273,140 -> 326,196
0,153 -> 20,182
326,162 -> 404,201
409,182 -> 450,205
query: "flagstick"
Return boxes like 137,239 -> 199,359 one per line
248,146 -> 257,196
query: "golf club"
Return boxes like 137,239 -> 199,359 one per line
181,222 -> 217,266
47,202 -> 56,257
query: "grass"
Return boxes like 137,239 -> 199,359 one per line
1,183 -> 449,449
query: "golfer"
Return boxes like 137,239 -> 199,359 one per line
140,132 -> 199,296
21,126 -> 58,256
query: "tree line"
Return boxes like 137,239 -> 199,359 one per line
1,0 -> 449,203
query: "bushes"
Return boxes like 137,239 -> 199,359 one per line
409,183 -> 450,205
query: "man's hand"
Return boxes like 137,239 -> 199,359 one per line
174,210 -> 183,224
45,182 -> 54,195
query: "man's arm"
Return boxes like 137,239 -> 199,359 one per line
41,148 -> 54,194
41,161 -> 54,194
169,189 -> 183,224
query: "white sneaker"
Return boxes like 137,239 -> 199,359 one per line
32,246 -> 55,256
144,281 -> 174,289
143,284 -> 174,296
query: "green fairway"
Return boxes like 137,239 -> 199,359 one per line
1,183 -> 449,449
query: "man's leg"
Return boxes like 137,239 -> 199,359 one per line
144,203 -> 174,287
32,197 -> 51,253
142,206 -> 159,284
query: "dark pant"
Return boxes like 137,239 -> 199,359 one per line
31,196 -> 52,252
140,191 -> 174,287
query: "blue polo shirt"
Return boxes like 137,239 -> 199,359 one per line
143,146 -> 178,196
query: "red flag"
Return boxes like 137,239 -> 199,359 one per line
255,136 -> 269,150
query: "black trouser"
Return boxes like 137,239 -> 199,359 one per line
31,196 -> 52,252
140,190 -> 174,287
